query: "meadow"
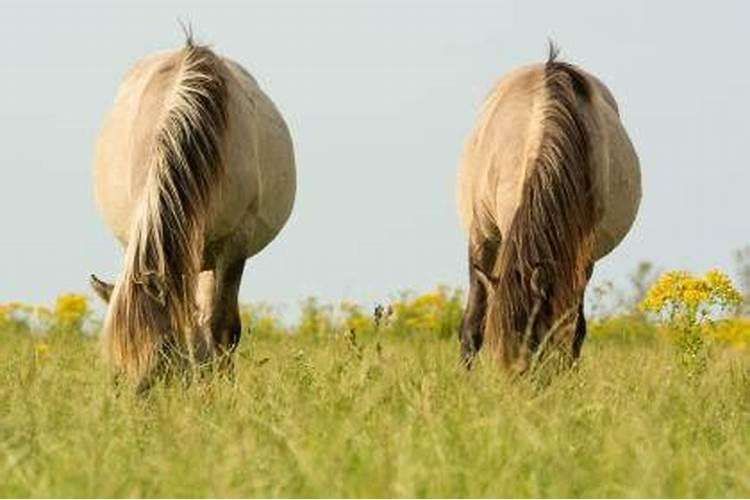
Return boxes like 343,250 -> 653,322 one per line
0,269 -> 749,497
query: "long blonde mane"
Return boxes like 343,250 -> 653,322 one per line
485,46 -> 598,369
102,40 -> 228,387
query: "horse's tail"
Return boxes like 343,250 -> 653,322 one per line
490,44 -> 597,365
103,40 -> 228,385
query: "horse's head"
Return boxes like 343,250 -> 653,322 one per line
475,262 -> 585,373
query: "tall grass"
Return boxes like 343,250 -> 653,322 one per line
1,322 -> 748,497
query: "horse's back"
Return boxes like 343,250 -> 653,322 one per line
93,48 -> 296,259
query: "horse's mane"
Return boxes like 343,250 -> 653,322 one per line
487,43 -> 597,366
103,40 -> 228,385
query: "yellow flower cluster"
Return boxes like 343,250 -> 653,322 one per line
54,293 -> 89,326
393,291 -> 444,332
640,269 -> 742,318
239,301 -> 287,337
238,286 -> 464,339
709,318 -> 750,350
34,341 -> 50,355
339,300 -> 371,334
704,269 -> 743,304
389,286 -> 463,338
638,269 -> 749,352
1,293 -> 90,334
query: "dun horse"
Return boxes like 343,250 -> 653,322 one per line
457,45 -> 641,373
91,38 -> 295,388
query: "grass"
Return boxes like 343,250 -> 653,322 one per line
0,327 -> 748,497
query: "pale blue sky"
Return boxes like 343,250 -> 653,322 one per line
1,1 -> 748,314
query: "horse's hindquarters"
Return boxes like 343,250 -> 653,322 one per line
93,52 -> 296,262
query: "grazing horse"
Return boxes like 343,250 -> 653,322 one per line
457,45 -> 640,373
91,38 -> 296,388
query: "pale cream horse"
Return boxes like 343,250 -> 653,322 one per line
91,38 -> 295,389
457,45 -> 640,373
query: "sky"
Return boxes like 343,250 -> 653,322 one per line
1,1 -> 749,316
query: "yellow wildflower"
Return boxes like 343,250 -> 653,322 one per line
640,269 -> 741,318
34,341 -> 49,355
54,293 -> 88,323
52,293 -> 89,332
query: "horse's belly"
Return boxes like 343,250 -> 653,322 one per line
214,127 -> 295,260
250,127 -> 296,257
593,116 -> 641,260
208,62 -> 296,260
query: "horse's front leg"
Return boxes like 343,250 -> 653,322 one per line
195,269 -> 217,361
459,232 -> 500,368
459,271 -> 487,368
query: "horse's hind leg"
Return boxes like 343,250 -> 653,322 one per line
571,300 -> 586,360
571,263 -> 594,360
209,258 -> 246,372
459,231 -> 500,368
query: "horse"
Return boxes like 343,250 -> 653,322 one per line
456,45 -> 641,374
90,37 -> 296,389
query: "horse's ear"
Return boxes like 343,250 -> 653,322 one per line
89,274 -> 114,303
